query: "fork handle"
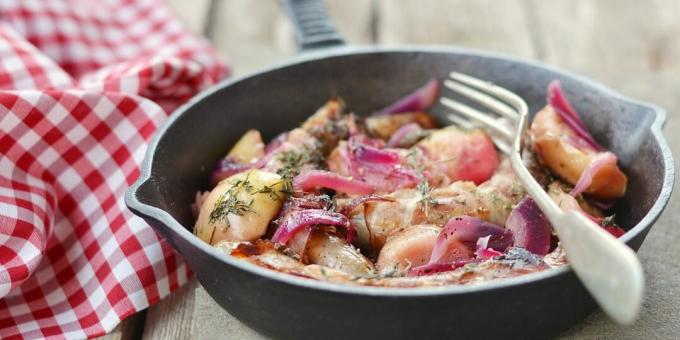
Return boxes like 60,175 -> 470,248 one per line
280,0 -> 346,51
554,211 -> 644,325
510,156 -> 643,324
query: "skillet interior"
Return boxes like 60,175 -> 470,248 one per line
151,48 -> 664,238
128,47 -> 672,339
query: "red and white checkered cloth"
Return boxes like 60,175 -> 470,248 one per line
0,0 -> 228,338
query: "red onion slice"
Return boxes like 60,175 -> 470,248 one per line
354,144 -> 418,181
547,80 -> 604,152
272,209 -> 354,245
210,157 -> 252,185
354,144 -> 401,165
211,136 -> 290,186
588,198 -> 615,210
603,225 -> 625,238
570,152 -> 618,197
429,216 -> 513,264
505,197 -> 552,255
286,227 -> 315,260
338,143 -> 363,180
293,170 -> 374,195
349,134 -> 385,149
475,248 -> 503,260
265,132 -> 289,153
474,235 -> 503,259
376,78 -> 441,115
408,259 -> 481,277
386,123 -> 425,148
343,137 -> 419,188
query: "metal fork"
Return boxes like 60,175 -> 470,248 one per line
441,72 -> 644,325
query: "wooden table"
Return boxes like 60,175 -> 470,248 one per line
100,0 -> 680,338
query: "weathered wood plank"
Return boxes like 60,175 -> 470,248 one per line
208,0 -> 374,75
192,285 -> 269,340
94,312 -> 145,340
527,0 -> 680,76
142,279 -> 198,340
376,0 -> 537,58
167,0 -> 213,34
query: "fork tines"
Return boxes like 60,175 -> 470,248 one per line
440,72 -> 528,155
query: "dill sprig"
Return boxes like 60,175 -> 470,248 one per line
251,183 -> 283,201
407,148 -> 437,216
208,173 -> 287,228
209,194 -> 254,224
276,144 -> 324,193
208,174 -> 255,225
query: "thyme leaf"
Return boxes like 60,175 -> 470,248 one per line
406,148 -> 437,216
276,144 -> 324,193
250,183 -> 283,201
208,173 -> 256,225
209,194 -> 254,224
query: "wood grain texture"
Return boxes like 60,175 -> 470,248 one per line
208,0 -> 374,75
94,312 -> 145,340
528,0 -> 680,76
142,279 -> 198,340
139,1 -> 680,339
191,285 -> 269,340
167,0 -> 213,34
376,0 -> 537,58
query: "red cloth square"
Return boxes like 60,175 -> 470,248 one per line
0,0 -> 228,338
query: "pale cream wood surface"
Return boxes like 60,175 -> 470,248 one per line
167,0 -> 213,34
528,0 -> 680,77
208,0 -> 374,75
95,311 -> 145,340
376,0 -> 538,58
99,1 -> 680,339
141,280 -> 198,340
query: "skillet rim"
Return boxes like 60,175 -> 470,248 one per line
125,44 -> 675,297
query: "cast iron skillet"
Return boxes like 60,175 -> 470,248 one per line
125,0 -> 674,338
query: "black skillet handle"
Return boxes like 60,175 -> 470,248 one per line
280,0 -> 346,51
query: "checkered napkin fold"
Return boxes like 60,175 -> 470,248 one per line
0,0 -> 228,338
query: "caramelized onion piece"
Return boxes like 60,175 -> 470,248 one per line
547,80 -> 604,151
376,78 -> 441,115
386,123 -> 425,148
505,198 -> 552,255
570,152 -> 618,197
429,216 -> 513,264
211,157 -> 252,185
293,170 -> 374,195
355,144 -> 401,165
272,209 -> 355,245
474,235 -> 503,259
408,259 -> 481,277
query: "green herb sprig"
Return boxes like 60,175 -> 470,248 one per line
406,148 -> 437,215
209,174 -> 256,225
276,144 -> 324,193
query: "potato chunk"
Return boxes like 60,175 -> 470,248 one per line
227,129 -> 265,164
376,224 -> 443,275
195,170 -> 286,244
530,106 -> 626,199
365,112 -> 437,140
